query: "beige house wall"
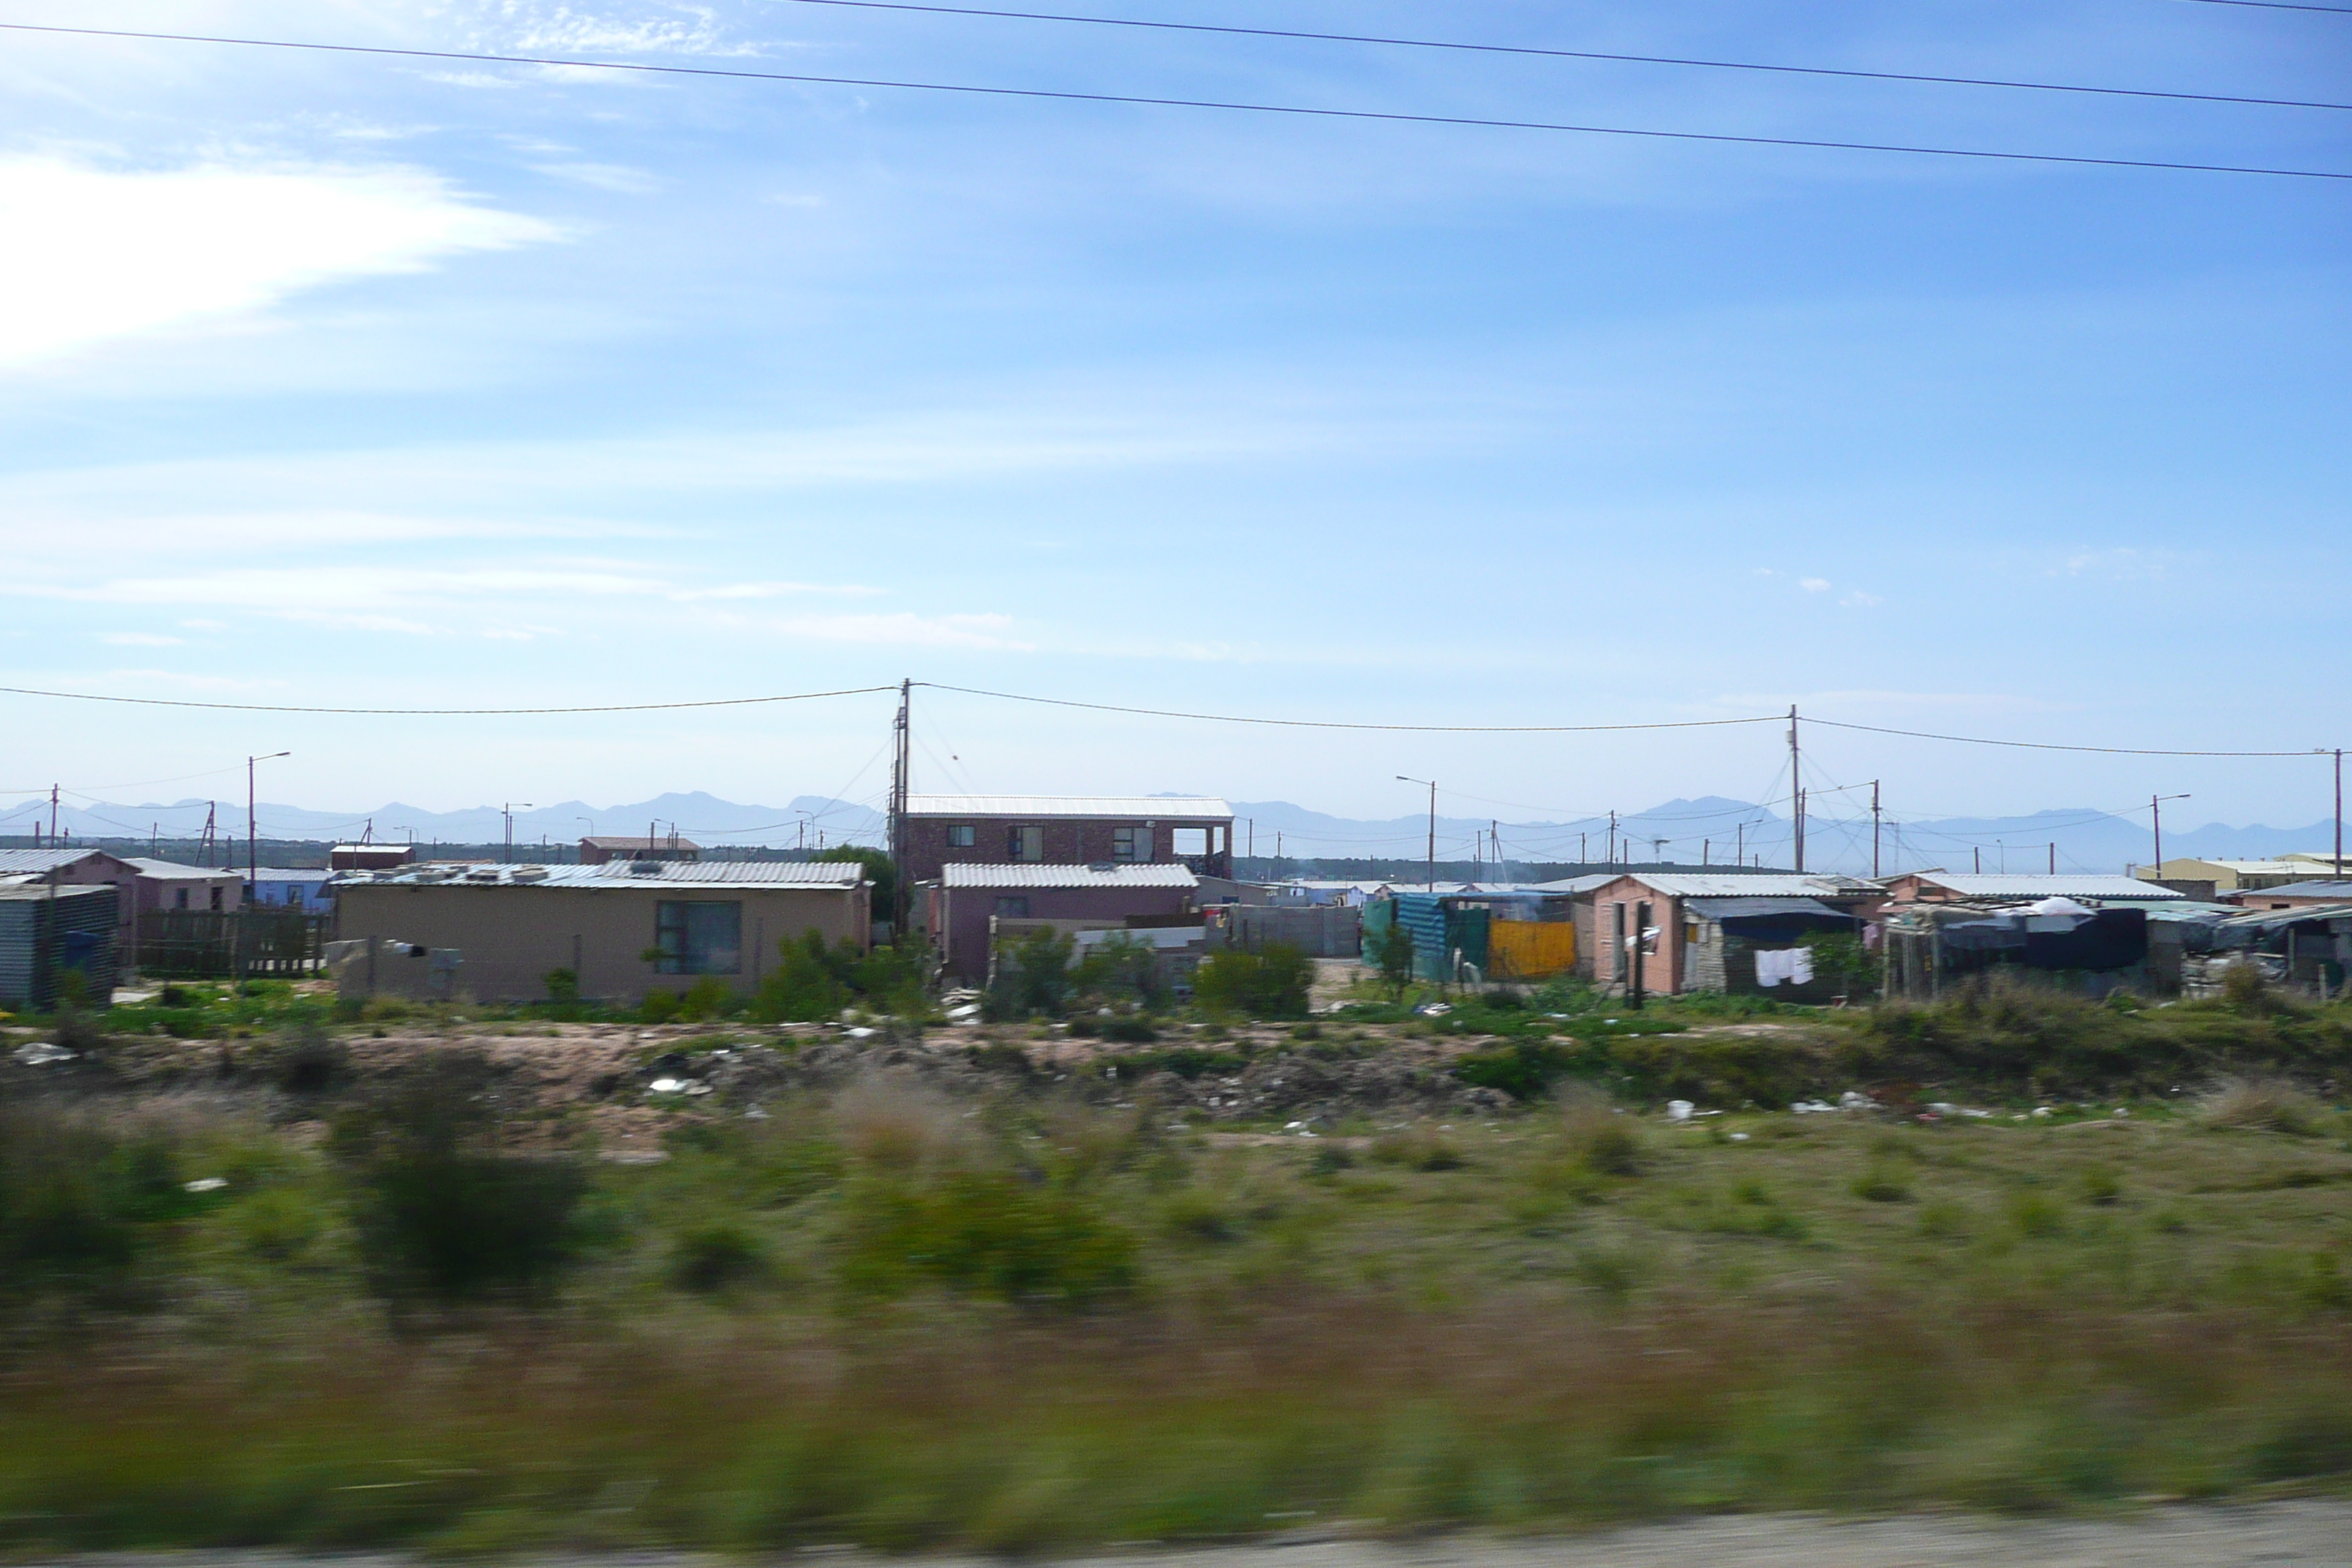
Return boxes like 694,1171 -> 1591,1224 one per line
335,881 -> 867,1003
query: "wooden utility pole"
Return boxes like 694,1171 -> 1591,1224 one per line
1871,780 -> 1882,878
2048,842 -> 2057,874
1425,781 -> 1436,889
888,678 -> 911,930
1607,810 -> 1618,864
2336,749 -> 2343,878
48,784 -> 59,845
1787,705 -> 1802,872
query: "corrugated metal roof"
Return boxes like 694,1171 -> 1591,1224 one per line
332,860 -> 865,891
2241,881 -> 2352,900
1517,875 -> 1619,894
1597,873 -> 1879,900
0,883 -> 116,902
941,863 -> 1199,889
581,836 -> 702,851
0,848 -> 124,875
1685,897 -> 1859,921
906,795 -> 1232,820
124,858 -> 244,881
1907,874 -> 2185,901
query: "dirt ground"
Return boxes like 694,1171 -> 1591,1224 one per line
48,1503 -> 2352,1566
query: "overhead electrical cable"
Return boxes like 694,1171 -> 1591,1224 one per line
920,685 -> 1787,732
1,23 -> 2345,180
1805,716 -> 2318,757
2168,0 -> 2352,12
776,0 -> 2352,112
0,682 -> 897,717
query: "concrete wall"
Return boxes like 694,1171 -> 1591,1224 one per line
902,815 -> 1232,886
334,881 -> 867,1003
1591,876 -> 1689,997
930,883 -> 1196,981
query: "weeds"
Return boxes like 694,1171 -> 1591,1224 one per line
2198,1077 -> 2329,1137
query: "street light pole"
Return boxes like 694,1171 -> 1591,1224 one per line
504,803 -> 535,864
2150,793 -> 2190,882
248,753 -> 290,889
1396,776 -> 1437,890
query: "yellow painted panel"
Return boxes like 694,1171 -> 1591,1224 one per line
1490,919 -> 1577,980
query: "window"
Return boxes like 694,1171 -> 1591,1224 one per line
1008,826 -> 1044,862
1113,825 -> 1155,862
1172,826 -> 1208,858
946,824 -> 976,848
653,900 -> 743,975
994,896 -> 1031,919
208,886 -> 223,912
286,886 -> 304,907
174,888 -> 189,911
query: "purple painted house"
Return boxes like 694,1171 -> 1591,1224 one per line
922,863 -> 1200,983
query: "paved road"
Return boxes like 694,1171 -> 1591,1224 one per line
54,1504 -> 2352,1567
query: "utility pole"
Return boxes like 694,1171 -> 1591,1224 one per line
1398,776 -> 1436,889
1607,809 -> 1618,864
1736,820 -> 1744,867
1871,780 -> 1882,879
2150,794 -> 2189,882
1703,838 -> 1710,867
2049,842 -> 2057,874
48,784 -> 59,845
1974,846 -> 1981,875
1787,704 -> 1801,872
502,803 -> 532,864
2336,748 -> 2344,878
888,678 -> 911,931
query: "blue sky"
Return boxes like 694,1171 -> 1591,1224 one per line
1,0 -> 2346,837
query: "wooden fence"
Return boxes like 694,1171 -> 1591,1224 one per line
133,910 -> 333,979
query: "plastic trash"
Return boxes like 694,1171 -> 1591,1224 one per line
684,1082 -> 714,1096
1838,1090 -> 1877,1109
12,1041 -> 74,1066
183,1177 -> 227,1194
649,1077 -> 686,1093
1415,1002 -> 1453,1017
744,1105 -> 770,1120
1791,1100 -> 1837,1115
1729,1132 -> 1751,1142
1667,1100 -> 1695,1122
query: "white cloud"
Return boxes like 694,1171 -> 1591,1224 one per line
0,157 -> 563,368
1841,591 -> 1883,608
101,632 -> 184,647
532,162 -> 663,194
1800,577 -> 1831,592
769,612 -> 1033,651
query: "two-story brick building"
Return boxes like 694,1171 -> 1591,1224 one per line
899,796 -> 1233,884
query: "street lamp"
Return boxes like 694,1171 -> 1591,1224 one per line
1397,776 -> 1437,891
248,753 -> 290,887
2149,794 -> 2191,881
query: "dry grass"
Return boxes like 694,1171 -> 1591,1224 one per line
2198,1077 -> 2330,1137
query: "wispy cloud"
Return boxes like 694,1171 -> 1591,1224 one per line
0,157 -> 563,369
100,632 -> 184,647
769,611 -> 1033,651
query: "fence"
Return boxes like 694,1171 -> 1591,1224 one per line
134,910 -> 333,979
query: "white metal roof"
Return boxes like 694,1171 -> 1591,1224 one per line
2242,881 -> 2352,900
1904,873 -> 2185,901
906,794 -> 1232,820
0,848 -> 125,875
1592,873 -> 1880,900
331,860 -> 866,891
124,858 -> 245,881
941,862 -> 1199,889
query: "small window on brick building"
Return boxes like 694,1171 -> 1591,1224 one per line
653,900 -> 743,975
1172,827 -> 1208,857
1112,826 -> 1153,862
994,896 -> 1030,918
208,886 -> 223,911
175,888 -> 189,911
1008,826 -> 1044,862
947,825 -> 976,848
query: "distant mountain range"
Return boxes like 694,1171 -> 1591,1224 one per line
3,788 -> 2336,876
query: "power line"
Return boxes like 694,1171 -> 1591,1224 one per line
778,0 -> 2352,112
0,682 -> 896,716
3,22 -> 2345,181
1805,716 -> 2319,757
2168,0 -> 2352,13
919,683 -> 1784,733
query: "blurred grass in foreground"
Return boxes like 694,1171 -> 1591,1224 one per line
4,1043 -> 2351,1553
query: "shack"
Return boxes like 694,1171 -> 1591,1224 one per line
1368,885 -> 1585,984
1588,874 -> 1884,1000
0,884 -> 118,1010
329,859 -> 869,1004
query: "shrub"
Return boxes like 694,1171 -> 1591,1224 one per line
1370,919 -> 1417,1002
1369,1127 -> 1466,1172
1098,1014 -> 1158,1044
1193,943 -> 1312,1020
273,1011 -> 347,1095
836,1169 -> 1137,1305
328,1053 -> 592,1301
668,1220 -> 769,1293
2198,1077 -> 2327,1136
542,968 -> 581,1003
1074,933 -> 1166,1009
1560,1098 -> 1643,1178
0,1110 -> 198,1292
984,928 -> 1077,1020
1851,1166 -> 1912,1203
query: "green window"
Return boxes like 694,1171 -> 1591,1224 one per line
653,900 -> 742,975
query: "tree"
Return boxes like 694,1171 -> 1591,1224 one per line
814,845 -> 895,924
1372,918 -> 1418,1002
1194,943 -> 1313,1019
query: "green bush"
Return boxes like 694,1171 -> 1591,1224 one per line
0,1110 -> 203,1292
836,1169 -> 1137,1305
328,1054 -> 592,1301
1192,943 -> 1311,1019
757,930 -> 934,1022
983,928 -> 1077,1020
668,1220 -> 769,1293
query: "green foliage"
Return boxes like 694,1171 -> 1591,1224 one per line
1799,930 -> 1879,998
758,930 -> 933,1022
271,1009 -> 347,1094
542,967 -> 580,1003
984,928 -> 1077,1020
1370,919 -> 1417,1001
1110,1047 -> 1250,1080
1369,1127 -> 1466,1171
813,844 -> 894,919
1074,932 -> 1166,1008
835,1169 -> 1137,1305
1193,943 -> 1312,1019
328,1053 -> 592,1301
0,1109 -> 201,1293
668,1220 -> 769,1293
